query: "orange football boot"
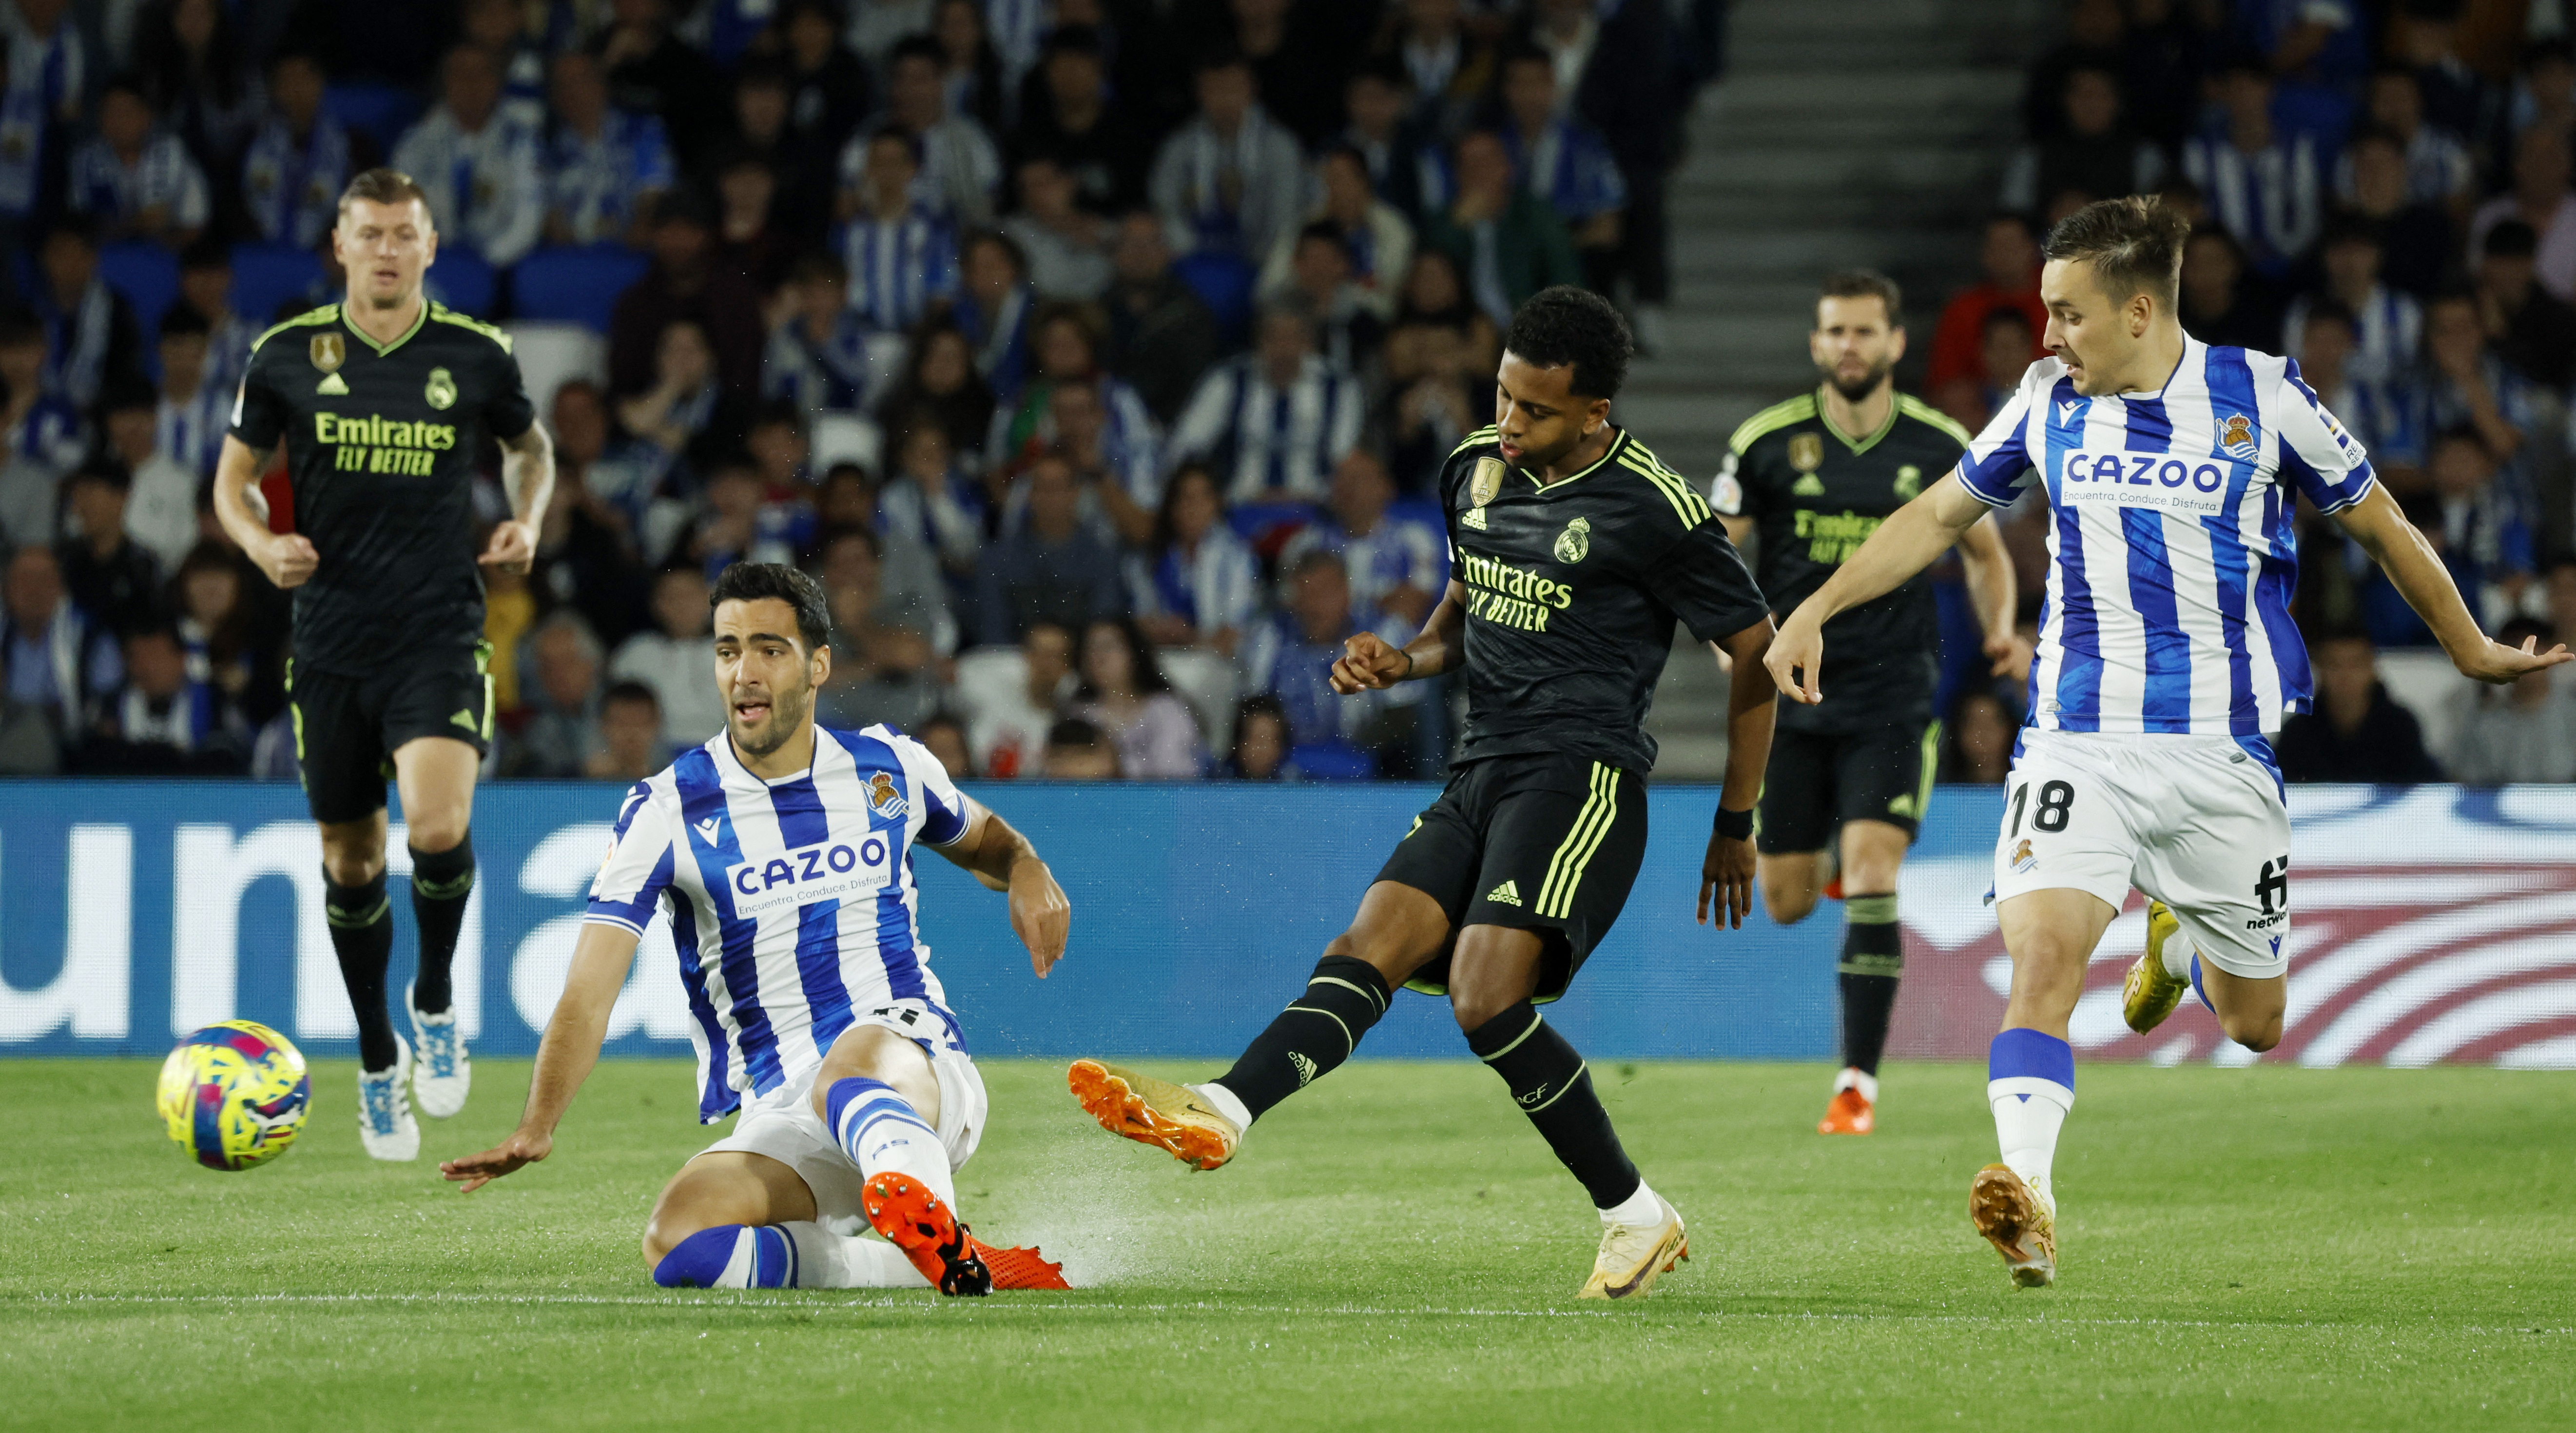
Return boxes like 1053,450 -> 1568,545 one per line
1066,1059 -> 1240,1170
1818,1086 -> 1875,1135
969,1239 -> 1071,1290
861,1173 -> 991,1296
1968,1163 -> 2057,1288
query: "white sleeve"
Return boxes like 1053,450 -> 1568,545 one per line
882,728 -> 970,845
585,781 -> 679,934
1955,364 -> 2049,507
2276,358 -> 2378,514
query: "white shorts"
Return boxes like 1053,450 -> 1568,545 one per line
1992,729 -> 2292,980
695,1014 -> 988,1237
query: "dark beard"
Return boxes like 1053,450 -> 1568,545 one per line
1823,361 -> 1893,404
730,687 -> 810,759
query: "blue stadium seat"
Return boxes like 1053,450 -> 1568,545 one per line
97,241 -> 180,340
1289,743 -> 1378,781
322,82 -> 425,152
424,250 -> 498,318
229,243 -> 325,326
1172,250 -> 1257,347
511,244 -> 650,333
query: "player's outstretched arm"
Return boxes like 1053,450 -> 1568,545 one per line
440,920 -> 640,1192
1955,513 -> 2029,677
480,421 -> 555,577
2334,484 -> 2574,684
1767,472 -> 1990,705
929,798 -> 1071,977
211,434 -> 317,589
1332,580 -> 1466,692
1700,614 -> 1777,931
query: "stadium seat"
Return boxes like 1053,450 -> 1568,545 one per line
322,81 -> 425,152
424,250 -> 498,318
810,412 -> 883,474
1289,742 -> 1377,781
229,243 -> 324,326
511,244 -> 651,333
1227,500 -> 1319,562
1172,250 -> 1257,347
1158,648 -> 1241,754
503,321 -> 607,423
97,241 -> 180,341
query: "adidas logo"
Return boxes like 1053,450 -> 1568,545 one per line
317,373 -> 349,395
1487,880 -> 1523,907
1289,1052 -> 1317,1087
448,708 -> 478,732
1461,506 -> 1488,530
1790,473 -> 1826,496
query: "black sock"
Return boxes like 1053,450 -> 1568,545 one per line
408,834 -> 475,1015
1838,891 -> 1903,1077
326,870 -> 399,1070
1465,1003 -> 1639,1210
1213,955 -> 1390,1121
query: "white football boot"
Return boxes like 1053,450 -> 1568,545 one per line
406,982 -> 471,1118
1578,1194 -> 1690,1299
358,1034 -> 421,1161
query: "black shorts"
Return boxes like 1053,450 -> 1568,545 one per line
288,642 -> 492,824
1754,720 -> 1941,855
1374,751 -> 1649,1004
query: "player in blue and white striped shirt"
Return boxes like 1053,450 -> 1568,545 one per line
443,563 -> 1072,1295
1765,197 -> 2568,1291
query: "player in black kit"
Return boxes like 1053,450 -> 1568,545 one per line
1069,288 -> 1779,1299
1710,270 -> 2020,1136
212,168 -> 553,1161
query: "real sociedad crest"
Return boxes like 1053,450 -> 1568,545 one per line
2219,412 -> 2258,462
866,772 -> 910,819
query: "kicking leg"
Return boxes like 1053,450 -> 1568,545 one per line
1070,879 -> 1450,1168
1822,820 -> 1909,1134
1448,926 -> 1684,1300
392,736 -> 479,1118
1975,888 -> 2117,1288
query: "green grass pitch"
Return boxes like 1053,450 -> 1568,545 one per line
5,1058 -> 2572,1431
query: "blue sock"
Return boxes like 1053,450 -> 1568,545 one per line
2189,953 -> 2215,1013
653,1224 -> 800,1288
1985,1028 -> 2075,1201
824,1076 -> 956,1211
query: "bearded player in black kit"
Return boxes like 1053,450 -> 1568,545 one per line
1068,288 -> 1780,1299
213,168 -> 553,1160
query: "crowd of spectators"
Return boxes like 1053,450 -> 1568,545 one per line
0,0 -> 1717,780
1932,0 -> 2576,785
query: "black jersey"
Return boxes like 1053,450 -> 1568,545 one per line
229,300 -> 534,677
1439,425 -> 1769,774
1711,390 -> 1970,734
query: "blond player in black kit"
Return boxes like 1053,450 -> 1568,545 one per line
213,168 -> 554,1160
1068,288 -> 1782,1299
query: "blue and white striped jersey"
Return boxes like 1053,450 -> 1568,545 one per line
584,724 -> 972,1122
1956,338 -> 2377,736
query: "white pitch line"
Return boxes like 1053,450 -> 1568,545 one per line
8,1293 -> 2572,1337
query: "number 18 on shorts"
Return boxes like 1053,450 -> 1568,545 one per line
1991,730 -> 2294,982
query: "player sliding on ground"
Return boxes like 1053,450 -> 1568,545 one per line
1764,196 -> 2570,1289
1069,288 -> 1781,1299
442,563 -> 1074,1295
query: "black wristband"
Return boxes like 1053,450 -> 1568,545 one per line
1398,648 -> 1416,681
1712,805 -> 1754,841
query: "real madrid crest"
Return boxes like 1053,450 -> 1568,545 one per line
425,366 -> 458,411
1469,455 -> 1506,508
1787,433 -> 1824,473
1893,464 -> 1922,500
309,333 -> 343,373
1553,515 -> 1591,565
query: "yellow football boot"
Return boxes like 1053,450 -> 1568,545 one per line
1576,1197 -> 1689,1300
1067,1060 -> 1242,1170
1968,1163 -> 2057,1288
2122,900 -> 2193,1035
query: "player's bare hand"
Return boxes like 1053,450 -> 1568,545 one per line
1984,629 -> 2033,678
1764,611 -> 1825,705
1008,856 -> 1071,978
1697,831 -> 1756,930
1330,631 -> 1412,693
2454,633 -> 2574,685
252,532 -> 318,589
478,519 -> 538,576
441,1128 -> 552,1193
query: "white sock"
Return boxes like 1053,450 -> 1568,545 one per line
781,1222 -> 933,1288
1192,1080 -> 1253,1132
1833,1067 -> 1879,1102
1987,1079 -> 2072,1213
2154,913 -> 2191,980
826,1079 -> 958,1213
1598,1178 -> 1665,1227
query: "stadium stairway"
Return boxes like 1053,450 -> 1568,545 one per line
1630,0 -> 2053,777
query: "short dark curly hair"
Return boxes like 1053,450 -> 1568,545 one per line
709,561 -> 832,653
1502,286 -> 1632,401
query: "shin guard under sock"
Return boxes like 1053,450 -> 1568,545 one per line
325,869 -> 398,1070
1212,955 -> 1391,1121
407,834 -> 475,1014
1838,891 -> 1903,1076
1466,1002 -> 1641,1210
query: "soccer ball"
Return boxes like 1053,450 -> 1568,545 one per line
157,1020 -> 312,1171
